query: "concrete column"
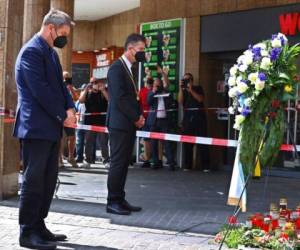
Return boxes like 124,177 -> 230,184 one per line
51,0 -> 74,73
23,0 -> 50,44
0,0 -> 24,199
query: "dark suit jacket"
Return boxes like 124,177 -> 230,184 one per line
146,89 -> 175,127
106,59 -> 141,131
13,34 -> 74,141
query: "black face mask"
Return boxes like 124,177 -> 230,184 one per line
52,29 -> 68,49
54,35 -> 68,49
134,51 -> 146,62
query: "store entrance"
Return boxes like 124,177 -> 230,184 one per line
199,51 -> 240,170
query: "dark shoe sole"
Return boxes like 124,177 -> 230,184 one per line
20,242 -> 57,250
106,207 -> 131,215
44,236 -> 67,242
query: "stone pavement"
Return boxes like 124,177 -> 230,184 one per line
0,162 -> 300,249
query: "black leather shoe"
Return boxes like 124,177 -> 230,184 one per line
141,161 -> 151,168
20,233 -> 57,249
40,228 -> 67,241
106,203 -> 131,215
122,200 -> 142,212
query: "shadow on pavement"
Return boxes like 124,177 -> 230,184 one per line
57,242 -> 117,250
1,168 -> 300,235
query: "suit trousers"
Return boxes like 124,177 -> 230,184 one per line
107,128 -> 136,203
19,139 -> 59,236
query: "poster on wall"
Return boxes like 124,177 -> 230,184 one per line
140,18 -> 184,94
137,18 -> 185,165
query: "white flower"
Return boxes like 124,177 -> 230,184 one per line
261,50 -> 269,57
254,90 -> 260,96
228,106 -> 235,114
271,38 -> 282,48
235,115 -> 246,128
243,50 -> 254,65
238,64 -> 248,72
248,72 -> 258,84
228,76 -> 236,86
255,79 -> 265,91
244,98 -> 252,107
228,87 -> 238,98
229,65 -> 238,76
253,43 -> 266,50
277,33 -> 288,44
237,55 -> 245,64
260,57 -> 272,70
233,123 -> 241,130
238,107 -> 243,113
244,55 -> 253,65
237,81 -> 249,93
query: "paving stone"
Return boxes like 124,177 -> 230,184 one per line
0,166 -> 299,249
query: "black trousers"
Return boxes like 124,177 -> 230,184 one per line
183,117 -> 210,170
19,139 -> 60,236
107,128 -> 135,203
150,118 -> 175,165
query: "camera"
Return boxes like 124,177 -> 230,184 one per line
181,78 -> 189,89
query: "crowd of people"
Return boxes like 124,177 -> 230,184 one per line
59,73 -> 110,169
61,66 -> 210,172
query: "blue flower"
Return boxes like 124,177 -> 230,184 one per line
270,48 -> 282,61
241,107 -> 251,116
272,34 -> 277,40
252,47 -> 261,61
280,37 -> 285,46
258,72 -> 267,81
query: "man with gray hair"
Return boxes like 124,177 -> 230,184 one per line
14,9 -> 75,250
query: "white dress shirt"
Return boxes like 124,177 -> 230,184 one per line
157,97 -> 167,118
121,55 -> 133,75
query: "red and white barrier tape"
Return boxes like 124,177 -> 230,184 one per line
2,108 -> 300,152
76,107 -> 226,117
71,124 -> 300,152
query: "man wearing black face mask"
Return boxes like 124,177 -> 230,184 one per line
14,9 -> 75,250
106,33 -> 146,215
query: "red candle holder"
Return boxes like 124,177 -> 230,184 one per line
271,219 -> 279,230
295,218 -> 300,230
252,214 -> 263,229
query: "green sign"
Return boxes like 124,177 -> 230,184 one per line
140,18 -> 183,94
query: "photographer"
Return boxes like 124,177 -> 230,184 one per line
79,77 -> 109,166
178,73 -> 210,172
60,71 -> 79,168
146,66 -> 176,170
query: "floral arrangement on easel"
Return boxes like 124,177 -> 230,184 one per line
227,33 -> 300,175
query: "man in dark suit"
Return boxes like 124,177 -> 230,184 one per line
14,9 -> 76,250
106,33 -> 146,215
